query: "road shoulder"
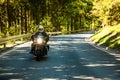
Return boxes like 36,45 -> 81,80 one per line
85,38 -> 120,60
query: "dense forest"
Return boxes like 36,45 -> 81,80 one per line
0,0 -> 120,37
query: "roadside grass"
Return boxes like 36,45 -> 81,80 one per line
91,24 -> 120,50
0,39 -> 27,48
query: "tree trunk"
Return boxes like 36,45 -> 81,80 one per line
21,6 -> 24,34
24,9 -> 27,34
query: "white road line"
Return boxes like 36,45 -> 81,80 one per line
0,41 -> 31,57
0,48 -> 18,57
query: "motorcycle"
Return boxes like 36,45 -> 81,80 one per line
32,33 -> 48,58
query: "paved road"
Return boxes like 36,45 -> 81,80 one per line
0,33 -> 120,80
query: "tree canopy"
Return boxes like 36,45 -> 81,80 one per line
0,0 -> 120,37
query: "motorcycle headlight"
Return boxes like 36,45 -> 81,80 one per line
37,38 -> 42,44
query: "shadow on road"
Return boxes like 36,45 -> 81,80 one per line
33,56 -> 48,62
0,33 -> 120,80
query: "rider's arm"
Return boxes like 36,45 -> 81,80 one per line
43,32 -> 49,42
31,32 -> 39,41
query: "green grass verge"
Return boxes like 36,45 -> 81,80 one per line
91,24 -> 120,50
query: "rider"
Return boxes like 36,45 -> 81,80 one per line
30,25 -> 49,53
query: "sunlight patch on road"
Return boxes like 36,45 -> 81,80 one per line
49,40 -> 86,44
0,67 -> 14,71
0,73 -> 19,76
15,41 -> 31,48
55,34 -> 93,38
0,48 -> 18,57
73,75 -> 98,80
0,41 -> 31,57
41,78 -> 66,80
10,79 -> 23,80
110,54 -> 120,61
72,75 -> 112,80
84,63 -> 118,67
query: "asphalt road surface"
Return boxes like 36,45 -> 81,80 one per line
0,32 -> 120,80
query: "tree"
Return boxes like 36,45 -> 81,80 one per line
0,0 -> 94,37
91,0 -> 120,28
108,1 -> 120,25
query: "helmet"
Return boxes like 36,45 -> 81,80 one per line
38,25 -> 43,29
38,25 -> 44,32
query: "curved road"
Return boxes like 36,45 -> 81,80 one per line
0,32 -> 120,80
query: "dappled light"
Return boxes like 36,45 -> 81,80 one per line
10,79 -> 23,80
91,25 -> 120,50
15,42 -> 31,48
0,33 -> 120,80
72,75 -> 109,80
84,63 -> 119,67
49,33 -> 93,45
0,0 -> 120,79
41,78 -> 60,80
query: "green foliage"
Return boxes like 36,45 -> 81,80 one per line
91,24 -> 120,50
28,20 -> 38,33
0,0 -> 107,37
0,32 -> 4,38
40,16 -> 54,32
61,25 -> 67,34
108,2 -> 120,25
91,0 -> 120,27
9,25 -> 21,36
